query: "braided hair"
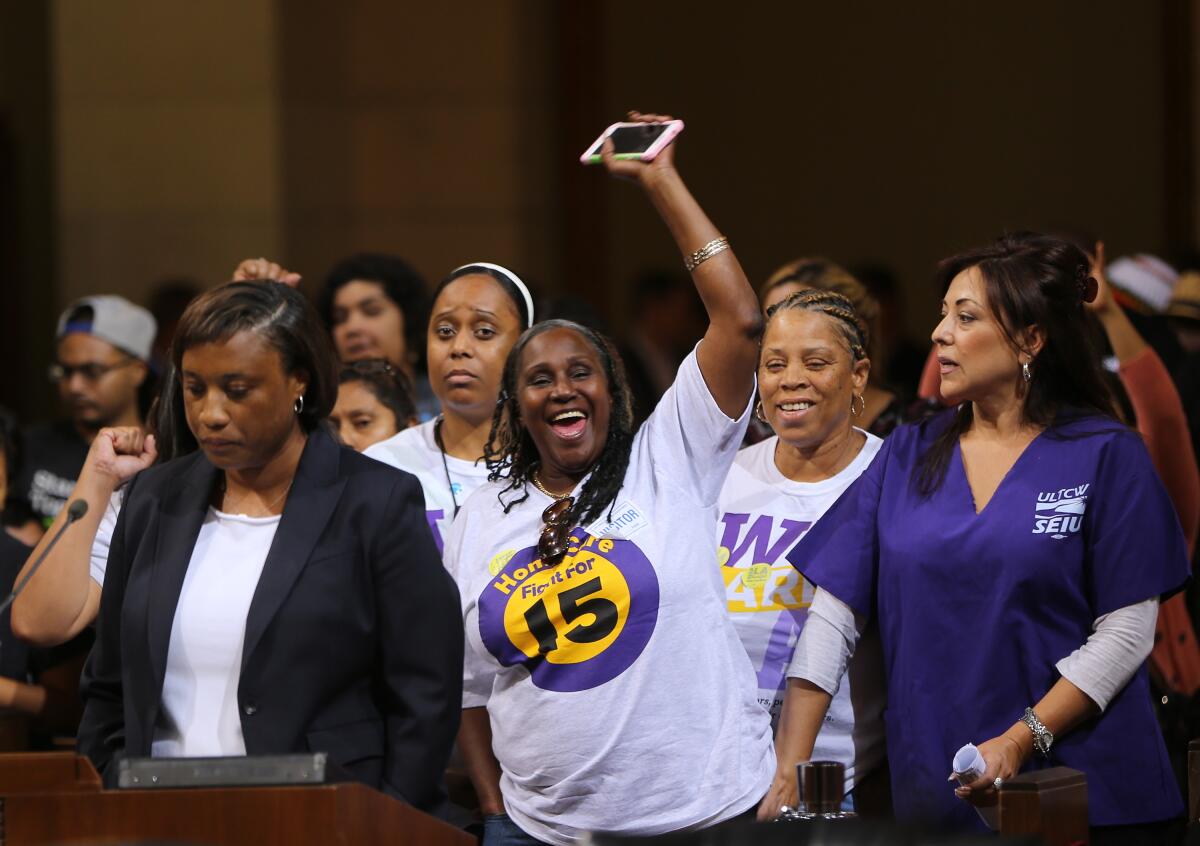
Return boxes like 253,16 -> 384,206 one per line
483,319 -> 636,527
764,288 -> 869,362
762,258 -> 879,365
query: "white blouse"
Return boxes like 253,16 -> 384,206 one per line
150,508 -> 278,758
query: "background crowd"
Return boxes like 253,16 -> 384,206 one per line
0,115 -> 1194,843
0,4 -> 1198,844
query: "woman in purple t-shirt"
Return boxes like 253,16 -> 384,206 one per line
778,233 -> 1188,843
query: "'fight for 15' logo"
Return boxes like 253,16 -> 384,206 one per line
477,531 -> 660,692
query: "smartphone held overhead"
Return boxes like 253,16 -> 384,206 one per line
580,120 -> 684,165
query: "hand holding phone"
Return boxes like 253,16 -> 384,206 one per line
581,115 -> 684,165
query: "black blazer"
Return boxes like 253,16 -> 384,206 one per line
77,428 -> 463,814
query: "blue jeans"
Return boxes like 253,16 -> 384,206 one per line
482,813 -> 549,846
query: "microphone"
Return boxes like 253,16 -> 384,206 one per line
0,499 -> 89,617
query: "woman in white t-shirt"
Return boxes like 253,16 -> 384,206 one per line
443,112 -> 774,846
366,262 -> 534,552
717,289 -> 887,817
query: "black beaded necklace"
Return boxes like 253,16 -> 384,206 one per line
433,416 -> 461,517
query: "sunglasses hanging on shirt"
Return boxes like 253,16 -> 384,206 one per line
538,497 -> 575,564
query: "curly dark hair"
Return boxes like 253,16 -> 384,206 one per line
483,320 -> 635,528
762,257 -> 880,365
318,252 -> 429,370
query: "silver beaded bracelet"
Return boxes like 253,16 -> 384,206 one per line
684,236 -> 730,272
1021,707 -> 1054,756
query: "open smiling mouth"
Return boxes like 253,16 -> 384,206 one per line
776,401 -> 814,418
548,409 -> 588,440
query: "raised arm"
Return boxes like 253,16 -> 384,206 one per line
11,428 -> 154,646
1087,242 -> 1148,364
602,112 -> 763,418
1088,242 -> 1199,550
231,257 -> 302,287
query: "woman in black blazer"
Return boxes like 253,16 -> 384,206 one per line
77,281 -> 463,816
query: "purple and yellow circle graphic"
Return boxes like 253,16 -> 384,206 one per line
478,530 -> 660,692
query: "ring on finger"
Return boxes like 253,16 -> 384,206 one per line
993,777 -> 1004,790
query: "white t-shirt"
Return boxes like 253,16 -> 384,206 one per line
717,432 -> 886,790
443,349 -> 775,846
364,419 -> 492,553
89,489 -> 123,586
150,508 -> 278,758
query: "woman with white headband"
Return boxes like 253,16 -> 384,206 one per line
11,263 -> 535,647
365,262 -> 534,552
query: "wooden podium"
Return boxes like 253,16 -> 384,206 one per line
998,766 -> 1088,846
1189,738 -> 1200,822
0,752 -> 474,845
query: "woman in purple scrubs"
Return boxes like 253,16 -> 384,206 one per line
781,233 -> 1188,843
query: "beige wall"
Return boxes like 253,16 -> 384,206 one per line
39,1 -> 1185,347
0,3 -> 55,417
1193,0 -> 1200,248
598,1 -> 1168,339
277,1 -> 559,290
52,0 -> 283,307
51,0 -> 562,306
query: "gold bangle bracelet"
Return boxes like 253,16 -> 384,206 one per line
684,236 -> 730,272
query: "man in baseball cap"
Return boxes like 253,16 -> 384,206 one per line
12,296 -> 156,527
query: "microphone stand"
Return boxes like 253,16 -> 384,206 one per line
0,499 -> 90,617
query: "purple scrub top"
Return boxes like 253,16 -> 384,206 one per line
788,409 -> 1187,829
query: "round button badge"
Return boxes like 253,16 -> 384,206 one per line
478,530 -> 660,692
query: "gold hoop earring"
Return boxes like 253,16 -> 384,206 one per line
850,394 -> 866,417
294,395 -> 305,415
754,400 -> 767,423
